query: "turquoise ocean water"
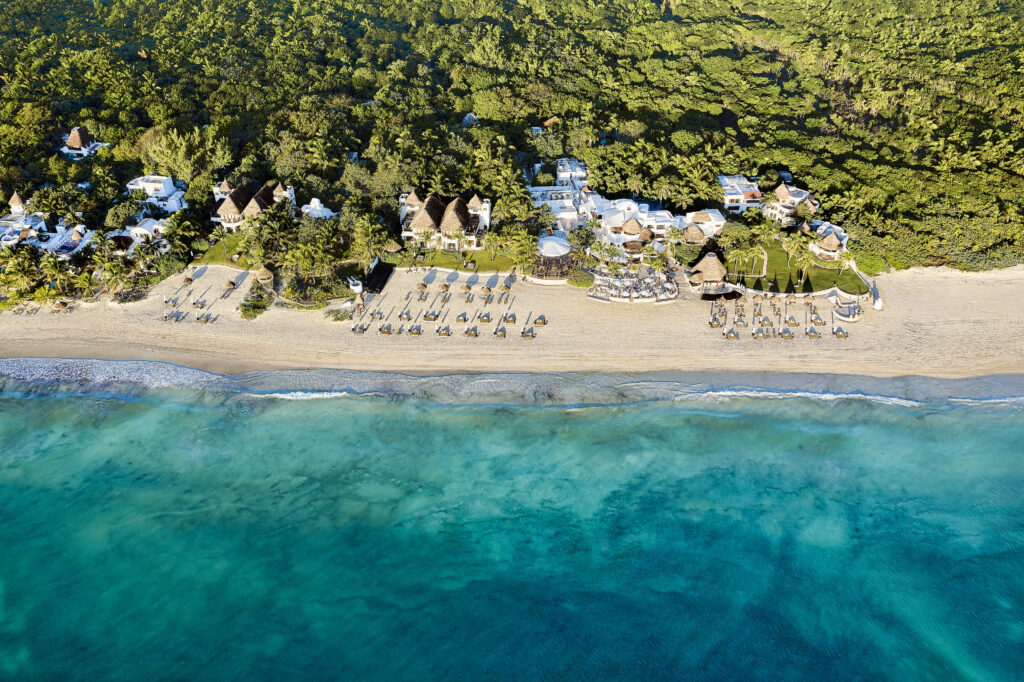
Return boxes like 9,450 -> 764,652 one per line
1,360 -> 1023,681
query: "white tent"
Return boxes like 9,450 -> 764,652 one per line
538,236 -> 571,258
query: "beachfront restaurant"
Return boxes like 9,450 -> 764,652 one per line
532,235 -> 573,281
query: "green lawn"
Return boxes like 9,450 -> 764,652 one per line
393,249 -> 515,273
192,233 -> 252,269
726,241 -> 868,295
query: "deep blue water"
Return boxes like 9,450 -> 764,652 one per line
0,365 -> 1023,680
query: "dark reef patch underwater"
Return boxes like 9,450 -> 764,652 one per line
1,360 -> 1023,680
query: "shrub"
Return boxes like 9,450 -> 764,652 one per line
326,308 -> 353,322
191,238 -> 210,252
239,282 -> 273,320
156,254 -> 186,279
567,269 -> 594,287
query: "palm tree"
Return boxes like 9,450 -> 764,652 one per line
211,225 -> 229,259
39,253 -> 71,293
132,235 -> 159,275
351,217 -> 389,275
793,250 -> 818,287
1,248 -> 39,295
163,214 -> 199,256
101,257 -> 130,295
751,220 -> 777,246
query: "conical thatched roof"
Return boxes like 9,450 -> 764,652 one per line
216,179 -> 234,193
65,127 -> 95,149
255,266 -> 274,284
460,283 -> 471,292
440,283 -> 450,292
439,197 -> 470,235
384,239 -> 403,253
621,218 -> 642,236
242,185 -> 275,217
405,191 -> 422,207
683,224 -> 705,244
467,194 -> 483,210
692,253 -> 726,282
820,232 -> 843,251
688,271 -> 704,284
499,283 -> 510,292
622,240 -> 643,254
785,294 -> 798,303
417,282 -> 426,291
481,285 -> 492,294
774,183 -> 792,202
217,186 -> 254,217
9,191 -> 25,207
639,227 -> 654,243
270,181 -> 288,198
409,195 -> 445,234
224,279 -> 237,289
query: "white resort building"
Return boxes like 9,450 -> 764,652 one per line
212,179 -> 296,231
59,126 -> 108,160
717,175 -> 762,214
528,157 -> 726,262
763,183 -> 820,227
805,220 -> 850,260
126,175 -> 188,213
398,192 -> 491,250
300,198 -> 338,220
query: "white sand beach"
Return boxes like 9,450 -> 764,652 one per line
2,264 -> 1023,378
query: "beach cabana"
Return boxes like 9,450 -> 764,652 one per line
689,253 -> 727,294
255,266 -> 274,286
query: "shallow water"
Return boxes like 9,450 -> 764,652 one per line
1,366 -> 1023,680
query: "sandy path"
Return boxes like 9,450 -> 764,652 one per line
2,264 -> 1023,378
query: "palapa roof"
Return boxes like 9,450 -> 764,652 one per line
692,253 -> 726,282
639,227 -> 654,243
8,191 -> 25,207
66,127 -> 95,149
409,195 -> 446,234
774,183 -> 793,202
690,211 -> 712,224
270,181 -> 289,198
683,224 -> 706,244
217,186 -> 255,217
439,197 -> 470,235
820,232 -> 843,251
467,194 -> 483,210
242,185 -> 276,217
622,240 -> 643,254
404,191 -> 422,207
254,266 -> 274,283
621,218 -> 642,235
216,179 -> 234,193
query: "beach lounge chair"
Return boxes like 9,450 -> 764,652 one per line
833,327 -> 849,338
806,327 -> 821,339
494,327 -> 506,338
457,312 -> 468,323
479,312 -> 491,323
504,313 -> 516,324
534,315 -> 547,326
399,310 -> 412,321
409,326 -> 422,336
521,327 -> 536,339
437,326 -> 451,337
779,328 -> 794,340
465,327 -> 478,338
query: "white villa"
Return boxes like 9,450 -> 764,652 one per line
528,157 -> 726,261
0,211 -> 95,257
805,220 -> 849,260
718,175 -> 762,214
300,198 -> 337,220
126,175 -> 188,213
59,126 -> 108,160
212,179 -> 296,231
0,212 -> 46,247
763,183 -> 820,227
398,192 -> 491,250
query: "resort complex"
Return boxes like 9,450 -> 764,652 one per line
2,144 -> 879,352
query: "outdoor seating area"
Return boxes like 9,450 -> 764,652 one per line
589,271 -> 678,303
348,270 -> 549,342
703,294 -> 851,342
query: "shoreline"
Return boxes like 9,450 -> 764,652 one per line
2,263 -> 1024,380
2,357 -> 1023,406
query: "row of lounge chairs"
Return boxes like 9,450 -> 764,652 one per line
353,323 -> 537,339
